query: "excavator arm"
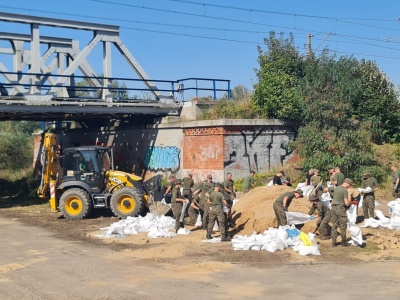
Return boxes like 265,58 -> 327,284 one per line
37,132 -> 62,212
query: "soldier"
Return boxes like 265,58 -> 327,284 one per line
310,169 -> 322,187
171,179 -> 189,233
223,173 -> 235,226
163,175 -> 175,204
361,172 -> 378,219
331,178 -> 353,247
332,167 -> 345,187
308,194 -> 331,240
273,189 -> 304,226
390,165 -> 400,198
206,183 -> 231,241
201,175 -> 214,230
182,173 -> 194,199
188,181 -> 203,226
242,170 -> 255,194
328,167 -> 336,186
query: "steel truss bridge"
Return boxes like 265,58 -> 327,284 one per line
0,12 -> 230,125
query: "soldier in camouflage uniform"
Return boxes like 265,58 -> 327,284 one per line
273,189 -> 304,226
182,173 -> 194,198
164,175 -> 175,205
332,167 -> 345,187
206,183 -> 231,241
242,170 -> 255,194
361,172 -> 378,219
171,179 -> 189,233
188,181 -> 203,226
223,173 -> 236,227
331,178 -> 353,247
201,175 -> 214,230
308,194 -> 331,239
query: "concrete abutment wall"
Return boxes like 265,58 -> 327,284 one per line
34,119 -> 295,183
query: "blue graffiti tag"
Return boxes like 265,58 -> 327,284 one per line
144,146 -> 180,172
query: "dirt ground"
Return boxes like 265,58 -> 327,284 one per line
1,187 -> 400,266
2,187 -> 400,299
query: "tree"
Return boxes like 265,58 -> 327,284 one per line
74,75 -> 129,99
221,84 -> 252,101
252,32 -> 304,121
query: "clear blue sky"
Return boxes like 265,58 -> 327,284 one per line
1,0 -> 400,99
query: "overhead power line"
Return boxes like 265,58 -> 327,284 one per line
1,3 -> 400,60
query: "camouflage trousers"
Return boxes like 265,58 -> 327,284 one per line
273,202 -> 287,227
172,203 -> 184,232
202,202 -> 210,230
363,194 -> 375,219
188,204 -> 199,226
317,212 -> 331,236
331,205 -> 347,244
207,205 -> 226,237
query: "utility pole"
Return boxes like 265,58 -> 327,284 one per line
307,33 -> 313,58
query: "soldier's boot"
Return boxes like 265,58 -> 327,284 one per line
221,236 -> 231,242
332,239 -> 337,247
206,234 -> 212,240
340,242 -> 351,247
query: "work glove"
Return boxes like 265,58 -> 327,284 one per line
310,216 -> 315,220
283,207 -> 288,212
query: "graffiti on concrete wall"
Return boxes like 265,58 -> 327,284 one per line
144,146 -> 180,172
224,127 -> 293,175
198,145 -> 220,161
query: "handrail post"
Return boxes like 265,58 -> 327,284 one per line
213,80 -> 216,100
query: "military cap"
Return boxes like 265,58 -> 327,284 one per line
344,178 -> 354,186
294,189 -> 304,197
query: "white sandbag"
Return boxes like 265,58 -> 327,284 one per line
223,204 -> 230,213
264,241 -> 280,252
298,244 -> 321,256
298,185 -> 314,198
179,202 -> 189,222
201,237 -> 221,243
277,227 -> 289,241
375,209 -> 390,224
346,204 -> 358,225
195,213 -> 202,227
348,223 -> 364,245
267,180 -> 273,186
358,187 -> 373,194
232,198 -> 239,206
321,192 -> 332,202
176,227 -> 191,235
213,220 -> 219,231
359,195 -> 363,207
297,182 -> 305,188
285,212 -> 312,225
360,218 -> 381,228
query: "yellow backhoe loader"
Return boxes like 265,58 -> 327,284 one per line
37,132 -> 154,220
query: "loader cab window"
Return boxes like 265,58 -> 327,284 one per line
78,150 -> 103,191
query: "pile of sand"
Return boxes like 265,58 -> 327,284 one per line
232,185 -> 318,235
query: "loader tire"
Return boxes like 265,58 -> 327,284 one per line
110,187 -> 143,218
59,188 -> 92,220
